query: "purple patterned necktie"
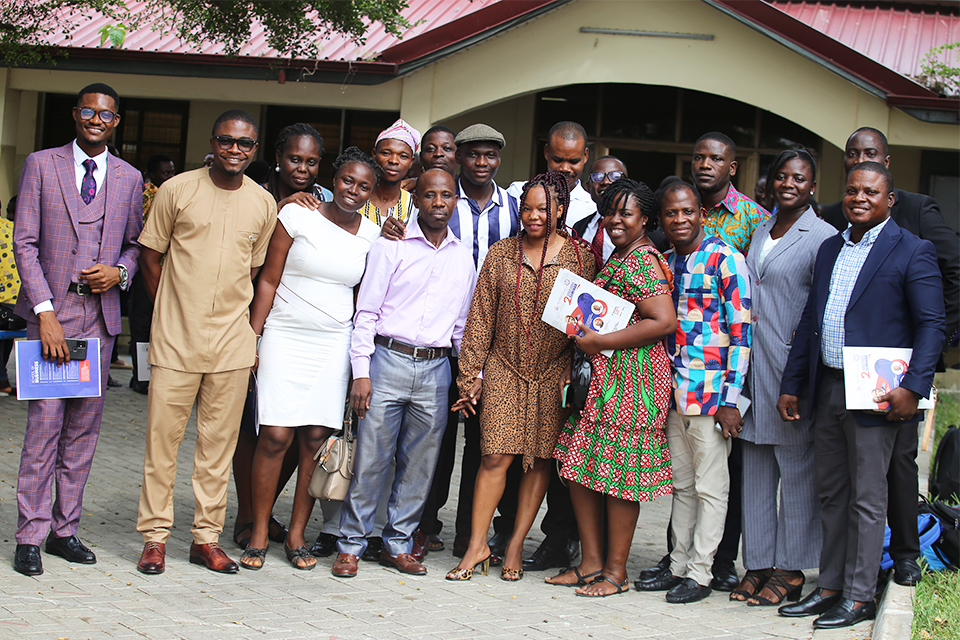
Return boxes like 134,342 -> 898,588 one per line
80,158 -> 97,205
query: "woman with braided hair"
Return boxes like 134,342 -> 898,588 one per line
551,178 -> 677,597
447,171 -> 596,582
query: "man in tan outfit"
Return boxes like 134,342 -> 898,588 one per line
135,109 -> 276,574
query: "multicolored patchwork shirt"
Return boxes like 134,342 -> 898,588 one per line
665,236 -> 752,416
702,184 -> 769,255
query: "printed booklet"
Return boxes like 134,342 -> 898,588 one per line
542,268 -> 635,357
842,346 -> 934,411
15,338 -> 101,400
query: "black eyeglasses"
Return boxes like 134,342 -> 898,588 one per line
214,135 -> 257,152
589,170 -> 625,184
78,108 -> 118,123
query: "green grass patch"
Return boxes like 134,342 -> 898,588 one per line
912,568 -> 960,640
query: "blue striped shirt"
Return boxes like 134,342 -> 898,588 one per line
451,177 -> 519,271
820,218 -> 890,368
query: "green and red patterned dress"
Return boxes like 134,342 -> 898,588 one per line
554,245 -> 673,502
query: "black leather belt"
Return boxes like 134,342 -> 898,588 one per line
68,282 -> 95,296
374,335 -> 449,360
821,359 -> 844,380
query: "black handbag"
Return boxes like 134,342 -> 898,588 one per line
567,345 -> 592,412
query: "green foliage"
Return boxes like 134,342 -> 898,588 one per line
0,0 -> 127,66
1,0 -> 415,66
912,568 -> 960,640
917,41 -> 960,97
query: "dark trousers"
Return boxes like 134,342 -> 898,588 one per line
127,272 -> 153,385
714,437 -> 743,565
886,422 -> 920,561
815,372 -> 899,602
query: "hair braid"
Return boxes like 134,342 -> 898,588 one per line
598,177 -> 659,232
265,122 -> 325,202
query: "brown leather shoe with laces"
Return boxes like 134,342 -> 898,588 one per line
189,542 -> 239,574
379,550 -> 427,575
137,542 -> 166,574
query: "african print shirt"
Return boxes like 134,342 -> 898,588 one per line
702,184 -> 768,255
664,236 -> 751,416
358,188 -> 415,227
0,219 -> 20,304
143,181 -> 158,222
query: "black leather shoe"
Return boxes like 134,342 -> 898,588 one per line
813,598 -> 876,629
310,532 -> 339,558
361,537 -> 383,562
522,538 -> 573,571
639,553 -> 671,582
778,587 -> 842,617
893,558 -> 922,586
45,535 -> 96,564
635,571 -> 681,591
487,530 -> 509,557
666,577 -> 712,603
710,559 -> 739,591
14,544 -> 43,576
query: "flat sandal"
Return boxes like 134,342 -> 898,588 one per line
239,546 -> 267,571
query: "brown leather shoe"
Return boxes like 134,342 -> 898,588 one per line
137,542 -> 166,575
189,542 -> 239,574
411,529 -> 427,562
332,553 -> 359,577
379,549 -> 427,575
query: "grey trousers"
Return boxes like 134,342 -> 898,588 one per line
814,373 -> 898,602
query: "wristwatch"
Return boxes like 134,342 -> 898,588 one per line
117,264 -> 129,290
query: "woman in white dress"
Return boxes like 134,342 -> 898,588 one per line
241,147 -> 382,570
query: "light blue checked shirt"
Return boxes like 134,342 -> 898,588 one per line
820,218 -> 890,368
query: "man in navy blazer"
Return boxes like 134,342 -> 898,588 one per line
820,127 -> 959,587
775,162 -> 944,629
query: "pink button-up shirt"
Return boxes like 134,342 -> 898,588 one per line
350,218 -> 477,379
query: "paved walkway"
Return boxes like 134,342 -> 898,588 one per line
0,383 -> 871,640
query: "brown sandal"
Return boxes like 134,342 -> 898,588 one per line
747,570 -> 804,606
730,568 -> 773,601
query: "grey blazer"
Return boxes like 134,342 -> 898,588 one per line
741,207 -> 836,445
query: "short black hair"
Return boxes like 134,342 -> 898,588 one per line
590,155 -> 627,174
695,131 -> 737,158
848,127 -> 889,156
146,153 -> 173,173
77,83 -> 119,109
547,121 -> 587,145
657,180 -> 701,214
211,109 -> 259,138
423,125 -> 455,139
765,148 -> 817,192
849,161 -> 894,193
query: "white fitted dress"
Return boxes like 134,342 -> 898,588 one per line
257,203 -> 380,427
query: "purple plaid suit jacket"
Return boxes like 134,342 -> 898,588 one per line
13,142 -> 143,336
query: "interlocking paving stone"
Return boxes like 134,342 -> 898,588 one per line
0,387 -> 878,640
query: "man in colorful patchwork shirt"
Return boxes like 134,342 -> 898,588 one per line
638,180 -> 751,604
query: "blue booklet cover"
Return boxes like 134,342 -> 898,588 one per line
15,339 -> 102,400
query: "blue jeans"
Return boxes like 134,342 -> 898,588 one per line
338,344 -> 451,557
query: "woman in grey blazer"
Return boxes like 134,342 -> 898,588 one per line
733,149 -> 836,606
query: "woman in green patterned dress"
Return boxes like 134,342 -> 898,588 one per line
552,178 -> 677,597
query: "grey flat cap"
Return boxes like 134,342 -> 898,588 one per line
454,123 -> 506,149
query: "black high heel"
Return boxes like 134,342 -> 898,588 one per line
748,570 -> 804,606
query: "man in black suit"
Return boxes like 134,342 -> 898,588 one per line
777,162 -> 944,629
821,128 -> 958,587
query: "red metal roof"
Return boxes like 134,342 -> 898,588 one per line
47,0 -> 499,61
769,2 -> 960,83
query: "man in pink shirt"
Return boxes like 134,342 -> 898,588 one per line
332,170 -> 477,578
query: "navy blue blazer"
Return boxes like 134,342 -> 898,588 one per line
780,218 -> 944,426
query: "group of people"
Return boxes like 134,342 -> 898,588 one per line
9,82 -> 956,633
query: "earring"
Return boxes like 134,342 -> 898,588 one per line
275,166 -> 280,173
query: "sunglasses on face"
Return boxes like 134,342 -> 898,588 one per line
214,135 -> 257,152
589,170 -> 625,183
78,108 -> 118,123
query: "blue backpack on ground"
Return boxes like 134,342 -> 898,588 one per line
881,513 -> 946,571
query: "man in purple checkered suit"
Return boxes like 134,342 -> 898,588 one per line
12,83 -> 143,576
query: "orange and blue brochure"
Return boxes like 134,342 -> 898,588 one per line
542,268 -> 635,357
15,339 -> 102,400
842,346 -> 934,411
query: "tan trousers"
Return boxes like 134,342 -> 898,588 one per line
137,366 -> 249,544
666,410 -> 731,587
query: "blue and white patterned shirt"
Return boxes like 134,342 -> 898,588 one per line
451,177 -> 519,272
820,218 -> 891,368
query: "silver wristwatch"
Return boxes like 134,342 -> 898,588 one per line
117,264 -> 129,290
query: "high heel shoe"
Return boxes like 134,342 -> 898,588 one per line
500,566 -> 523,582
445,555 -> 490,581
748,570 -> 804,606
